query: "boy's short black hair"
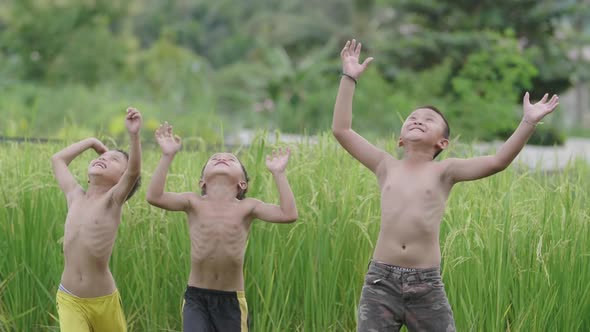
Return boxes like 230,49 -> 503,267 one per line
418,105 -> 450,159
199,156 -> 250,200
115,149 -> 142,201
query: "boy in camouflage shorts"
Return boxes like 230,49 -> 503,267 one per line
332,39 -> 559,331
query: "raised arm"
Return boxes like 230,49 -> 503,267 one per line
445,92 -> 559,183
332,39 -> 389,174
146,122 -> 192,211
111,108 -> 143,204
251,148 -> 298,223
51,137 -> 107,204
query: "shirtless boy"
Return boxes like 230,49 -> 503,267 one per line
146,122 -> 298,332
51,108 -> 142,331
332,40 -> 559,331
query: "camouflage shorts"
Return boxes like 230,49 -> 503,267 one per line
357,260 -> 456,332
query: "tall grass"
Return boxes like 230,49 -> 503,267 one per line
0,135 -> 589,331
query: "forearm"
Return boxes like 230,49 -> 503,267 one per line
127,133 -> 141,176
495,119 -> 536,167
147,154 -> 175,198
332,77 -> 357,132
52,138 -> 96,165
272,172 -> 298,219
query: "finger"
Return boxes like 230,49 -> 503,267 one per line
361,57 -> 374,68
548,100 -> 559,112
341,40 -> 350,56
523,92 -> 530,105
174,135 -> 182,144
350,39 -> 356,54
540,93 -> 549,104
548,95 -> 559,107
355,42 -> 362,56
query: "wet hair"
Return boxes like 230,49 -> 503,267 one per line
115,149 -> 142,201
200,155 -> 250,200
417,106 -> 450,159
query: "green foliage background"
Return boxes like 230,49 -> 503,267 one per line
2,0 -> 590,144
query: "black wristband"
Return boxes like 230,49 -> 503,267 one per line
342,73 -> 357,85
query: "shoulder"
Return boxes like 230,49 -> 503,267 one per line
433,158 -> 456,183
242,197 -> 262,208
186,192 -> 203,206
66,187 -> 86,206
375,154 -> 398,180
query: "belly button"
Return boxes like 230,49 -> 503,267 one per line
402,245 -> 406,250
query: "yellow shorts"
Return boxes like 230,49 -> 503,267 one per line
56,289 -> 127,332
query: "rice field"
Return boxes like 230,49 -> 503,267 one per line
0,135 -> 589,331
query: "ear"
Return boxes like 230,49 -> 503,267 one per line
199,179 -> 206,190
436,138 -> 449,151
398,137 -> 404,147
238,181 -> 248,191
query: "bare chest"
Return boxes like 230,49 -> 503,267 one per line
380,166 -> 449,205
189,203 -> 251,238
64,199 -> 120,245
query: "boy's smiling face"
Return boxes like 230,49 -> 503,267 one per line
399,107 -> 450,157
88,150 -> 128,183
200,152 -> 249,199
202,153 -> 246,181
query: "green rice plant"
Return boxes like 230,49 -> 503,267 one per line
0,135 -> 589,331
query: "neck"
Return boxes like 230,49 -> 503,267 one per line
401,144 -> 436,163
204,177 -> 238,201
86,182 -> 112,197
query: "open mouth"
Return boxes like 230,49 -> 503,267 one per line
410,127 -> 425,132
214,161 -> 229,166
92,161 -> 107,169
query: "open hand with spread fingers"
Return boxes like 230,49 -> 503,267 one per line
266,148 -> 291,175
341,39 -> 374,82
522,92 -> 559,125
155,122 -> 182,156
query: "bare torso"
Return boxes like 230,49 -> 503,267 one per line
373,157 -> 453,268
61,193 -> 122,297
185,196 -> 253,291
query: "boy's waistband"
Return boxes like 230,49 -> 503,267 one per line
371,260 -> 440,274
56,284 -> 120,302
186,285 -> 246,298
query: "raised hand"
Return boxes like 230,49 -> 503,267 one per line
523,92 -> 559,124
266,147 -> 291,175
341,39 -> 374,80
125,107 -> 143,134
155,122 -> 182,155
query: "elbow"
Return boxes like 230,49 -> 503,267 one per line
490,159 -> 508,174
285,211 -> 299,223
332,127 -> 346,140
145,192 -> 158,205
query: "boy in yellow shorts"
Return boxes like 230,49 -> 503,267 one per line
51,108 -> 143,331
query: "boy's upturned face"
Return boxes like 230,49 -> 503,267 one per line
400,108 -> 447,145
88,150 -> 128,183
202,153 -> 246,182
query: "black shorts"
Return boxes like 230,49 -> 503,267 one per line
182,286 -> 250,332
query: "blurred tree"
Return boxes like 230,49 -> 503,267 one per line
2,0 -> 132,84
375,0 -> 581,95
